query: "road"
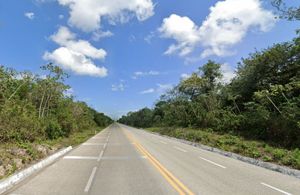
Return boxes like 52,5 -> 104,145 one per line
6,123 -> 300,195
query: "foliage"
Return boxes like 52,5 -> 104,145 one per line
147,127 -> 300,169
0,64 -> 112,143
118,108 -> 153,128
271,0 -> 300,20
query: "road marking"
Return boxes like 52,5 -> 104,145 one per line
84,167 -> 97,192
101,156 -> 147,160
82,143 -> 104,146
261,182 -> 292,195
173,146 -> 187,153
124,130 -> 194,195
160,141 -> 167,144
103,143 -> 107,150
63,156 -> 98,160
97,150 -> 104,162
198,156 -> 226,169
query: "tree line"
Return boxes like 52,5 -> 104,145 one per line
0,64 -> 112,142
118,33 -> 300,149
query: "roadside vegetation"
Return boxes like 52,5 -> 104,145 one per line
0,64 -> 112,179
118,33 -> 300,169
147,127 -> 300,170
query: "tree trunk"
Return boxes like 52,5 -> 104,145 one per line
39,90 -> 46,118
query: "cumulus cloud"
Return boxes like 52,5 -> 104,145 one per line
132,70 -> 160,79
140,83 -> 173,95
221,63 -> 236,83
24,12 -> 35,20
159,14 -> 200,56
57,0 -> 155,32
92,30 -> 113,41
43,26 -> 108,77
159,0 -> 276,58
180,73 -> 191,80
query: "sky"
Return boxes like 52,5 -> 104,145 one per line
0,0 -> 299,119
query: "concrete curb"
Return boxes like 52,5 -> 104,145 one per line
143,130 -> 300,180
0,146 -> 72,194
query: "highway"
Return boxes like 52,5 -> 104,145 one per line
6,123 -> 300,195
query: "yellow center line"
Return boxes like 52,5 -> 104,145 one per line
122,128 -> 194,195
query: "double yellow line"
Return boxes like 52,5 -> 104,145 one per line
124,130 -> 194,195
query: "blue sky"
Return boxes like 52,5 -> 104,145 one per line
0,0 -> 299,119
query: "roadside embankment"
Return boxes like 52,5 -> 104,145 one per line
0,127 -> 103,180
146,127 -> 300,171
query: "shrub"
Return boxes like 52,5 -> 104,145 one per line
291,149 -> 300,169
272,149 -> 286,160
45,120 -> 63,140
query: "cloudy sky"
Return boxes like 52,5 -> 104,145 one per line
0,0 -> 298,118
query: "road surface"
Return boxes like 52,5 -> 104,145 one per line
6,123 -> 300,195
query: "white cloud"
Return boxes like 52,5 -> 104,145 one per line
221,63 -> 236,83
144,31 -> 155,44
35,0 -> 55,3
159,0 -> 276,58
140,88 -> 155,94
132,70 -> 160,79
159,14 -> 200,56
59,14 -> 64,19
92,30 -> 113,41
24,12 -> 35,20
43,26 -> 108,77
112,81 -> 125,91
57,0 -> 155,32
140,83 -> 173,95
157,83 -> 173,93
180,73 -> 191,80
50,26 -> 107,59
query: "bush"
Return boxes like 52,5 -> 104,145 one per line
0,102 -> 43,142
45,120 -> 63,140
291,149 -> 300,169
214,110 -> 243,132
272,148 -> 286,160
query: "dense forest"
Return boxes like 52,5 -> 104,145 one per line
0,64 -> 112,143
119,33 -> 300,149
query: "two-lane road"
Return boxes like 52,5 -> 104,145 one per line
6,123 -> 300,195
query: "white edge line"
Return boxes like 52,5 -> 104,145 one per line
261,182 -> 292,195
84,167 -> 97,192
160,141 -> 167,144
198,156 -> 226,169
173,146 -> 187,153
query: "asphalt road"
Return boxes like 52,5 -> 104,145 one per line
6,123 -> 300,195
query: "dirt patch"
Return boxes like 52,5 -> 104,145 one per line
0,143 -> 57,179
